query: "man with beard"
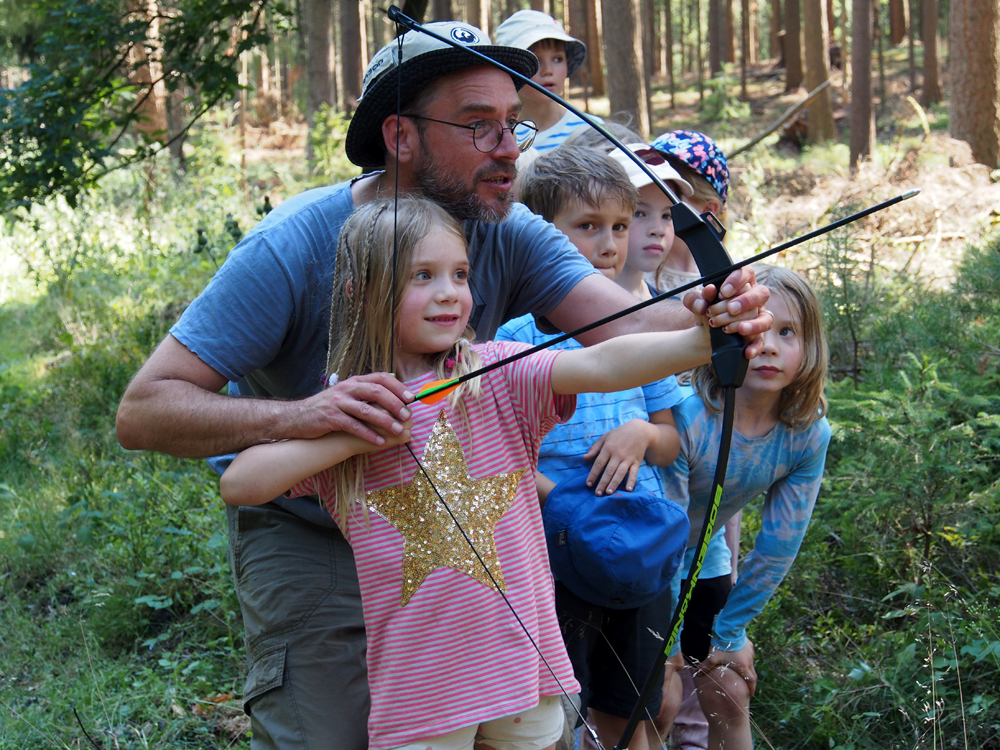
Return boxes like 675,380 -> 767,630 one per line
116,22 -> 771,750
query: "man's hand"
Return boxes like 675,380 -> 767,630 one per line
683,266 -> 772,359
582,420 -> 656,496
699,639 -> 757,697
293,373 -> 415,447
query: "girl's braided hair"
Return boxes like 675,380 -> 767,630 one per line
323,196 -> 482,529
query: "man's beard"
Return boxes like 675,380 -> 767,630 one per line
413,159 -> 516,224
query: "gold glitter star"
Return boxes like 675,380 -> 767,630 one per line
366,411 -> 525,607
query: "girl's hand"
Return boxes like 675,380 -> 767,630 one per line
582,420 -> 656,496
699,639 -> 757,697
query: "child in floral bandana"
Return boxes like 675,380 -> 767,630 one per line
648,130 -> 730,299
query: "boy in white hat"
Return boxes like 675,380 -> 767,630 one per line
495,9 -> 599,155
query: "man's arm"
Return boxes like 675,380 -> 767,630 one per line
116,334 -> 414,459
544,267 -> 771,357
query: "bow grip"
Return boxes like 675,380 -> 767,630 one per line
671,202 -> 748,389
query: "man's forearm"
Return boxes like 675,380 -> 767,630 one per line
117,378 -> 298,459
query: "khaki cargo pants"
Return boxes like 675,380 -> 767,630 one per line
228,502 -> 369,749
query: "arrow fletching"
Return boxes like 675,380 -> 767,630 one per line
415,378 -> 461,404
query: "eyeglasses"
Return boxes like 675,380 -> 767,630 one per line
402,115 -> 538,153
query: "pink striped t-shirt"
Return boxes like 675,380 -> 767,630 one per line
287,341 -> 580,749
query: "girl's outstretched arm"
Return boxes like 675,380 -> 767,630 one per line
550,325 -> 711,396
220,423 -> 412,506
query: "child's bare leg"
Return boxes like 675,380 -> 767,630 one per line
693,666 -> 752,750
652,655 -> 685,737
581,709 -> 653,750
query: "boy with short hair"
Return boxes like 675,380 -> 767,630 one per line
495,10 -> 599,155
496,146 -> 691,750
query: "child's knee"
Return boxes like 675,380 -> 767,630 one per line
695,668 -> 751,721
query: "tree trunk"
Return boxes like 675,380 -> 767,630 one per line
949,0 -> 1000,166
432,0 -> 452,20
908,0 -> 916,89
741,0 -> 749,97
840,0 -> 848,98
643,0 -> 655,120
803,0 -> 835,141
724,0 -> 736,62
480,0 -> 491,35
770,0 -> 782,59
695,0 -> 704,102
921,0 -> 941,104
585,0 -> 605,96
307,0 -> 335,163
825,0 -> 835,37
467,0 -> 481,31
566,0 -> 586,85
888,0 -> 906,44
601,0 -> 649,135
850,0 -> 874,166
530,0 -> 545,10
654,0 -> 663,74
399,0 -> 430,24
128,0 -> 168,144
709,0 -> 723,74
784,0 -> 803,89
340,0 -> 363,113
749,0 -> 758,62
666,0 -> 675,106
505,0 -> 518,17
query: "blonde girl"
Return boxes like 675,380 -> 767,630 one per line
658,265 -> 832,750
220,196 -> 716,750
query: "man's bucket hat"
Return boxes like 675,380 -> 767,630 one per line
346,21 -> 539,170
494,10 -> 587,78
543,470 -> 690,610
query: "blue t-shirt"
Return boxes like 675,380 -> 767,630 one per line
662,392 -> 831,652
496,313 -> 683,496
517,111 -> 605,156
170,180 -> 598,524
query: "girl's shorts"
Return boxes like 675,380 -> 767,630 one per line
389,695 -> 565,750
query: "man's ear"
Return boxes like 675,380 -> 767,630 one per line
382,114 -> 421,164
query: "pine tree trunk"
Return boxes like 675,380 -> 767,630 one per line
128,0 -> 168,144
724,0 -> 736,62
921,0 -> 941,104
586,0 -> 605,96
695,0 -> 704,102
602,0 -> 650,135
908,0 -> 916,90
432,0 -> 452,19
888,0 -> 906,44
949,0 -> 1000,166
784,0 -> 803,89
467,0 -> 481,31
307,0 -> 335,163
803,0 -> 835,141
643,0 -> 655,120
340,0 -> 363,113
771,0 -> 782,59
741,0 -> 750,97
654,0 -> 663,75
849,0 -> 874,166
666,0 -> 676,106
709,0 -> 723,74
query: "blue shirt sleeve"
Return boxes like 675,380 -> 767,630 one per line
642,376 -> 683,414
710,418 -> 832,651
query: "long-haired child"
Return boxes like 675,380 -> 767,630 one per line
220,196 -> 717,750
658,264 -> 831,750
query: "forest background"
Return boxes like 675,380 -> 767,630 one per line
1,0 -> 999,747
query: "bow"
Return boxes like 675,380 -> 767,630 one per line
380,8 -> 916,748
